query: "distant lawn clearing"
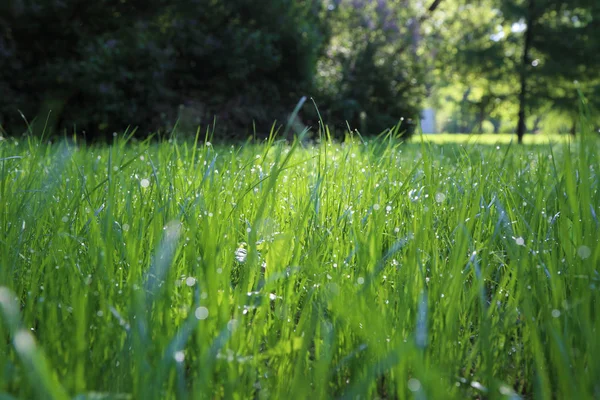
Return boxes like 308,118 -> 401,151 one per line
0,132 -> 599,399
414,133 -> 572,145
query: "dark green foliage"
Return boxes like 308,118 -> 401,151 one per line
161,0 -> 328,138
0,0 -> 175,139
0,0 -> 329,139
313,0 -> 426,137
0,0 -> 428,140
318,40 -> 424,137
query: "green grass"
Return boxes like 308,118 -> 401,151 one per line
414,133 -> 572,146
0,128 -> 599,399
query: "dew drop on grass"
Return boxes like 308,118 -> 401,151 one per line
185,277 -> 196,287
407,378 -> 421,392
0,287 -> 19,323
514,237 -> 525,246
577,245 -> 591,260
140,178 -> 150,188
122,224 -> 130,232
0,288 -> 11,306
227,319 -> 239,332
551,309 -> 561,318
174,351 -> 185,363
195,306 -> 209,320
435,193 -> 446,203
499,385 -> 516,396
14,330 -> 35,354
357,277 -> 365,285
373,204 -> 380,211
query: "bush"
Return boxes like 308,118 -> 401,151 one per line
0,0 -> 426,140
0,0 -> 175,139
0,0 -> 327,140
313,0 -> 426,138
161,0 -> 328,138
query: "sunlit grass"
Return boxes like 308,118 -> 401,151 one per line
414,133 -> 572,145
0,127 -> 599,399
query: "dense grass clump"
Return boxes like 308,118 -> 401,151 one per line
0,129 -> 599,399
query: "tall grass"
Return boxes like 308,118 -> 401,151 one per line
0,123 -> 598,399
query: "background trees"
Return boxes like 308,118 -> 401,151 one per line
433,0 -> 600,140
0,0 -> 174,138
160,0 -> 328,138
0,0 -> 598,140
313,0 -> 429,136
0,0 -> 331,139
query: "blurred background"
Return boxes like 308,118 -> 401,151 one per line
0,0 -> 598,140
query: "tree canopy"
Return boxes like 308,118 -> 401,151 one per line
432,0 -> 600,138
0,0 -> 598,140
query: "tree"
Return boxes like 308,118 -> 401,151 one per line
432,0 -> 600,141
0,0 -> 328,139
506,0 -> 600,142
161,0 -> 328,137
428,1 -> 519,133
313,0 -> 434,137
0,0 -> 174,138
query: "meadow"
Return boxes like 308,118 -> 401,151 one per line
0,126 -> 599,399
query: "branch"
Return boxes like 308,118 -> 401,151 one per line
425,0 -> 443,19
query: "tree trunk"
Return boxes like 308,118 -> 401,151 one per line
477,95 -> 491,133
460,88 -> 471,133
477,103 -> 486,133
517,0 -> 535,144
492,119 -> 501,134
532,115 -> 542,134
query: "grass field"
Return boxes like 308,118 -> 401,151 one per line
0,128 -> 599,399
414,133 -> 573,146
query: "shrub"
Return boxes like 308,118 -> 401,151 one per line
0,0 -> 327,140
313,0 -> 426,138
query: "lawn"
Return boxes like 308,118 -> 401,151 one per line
414,133 -> 573,145
0,130 -> 599,399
